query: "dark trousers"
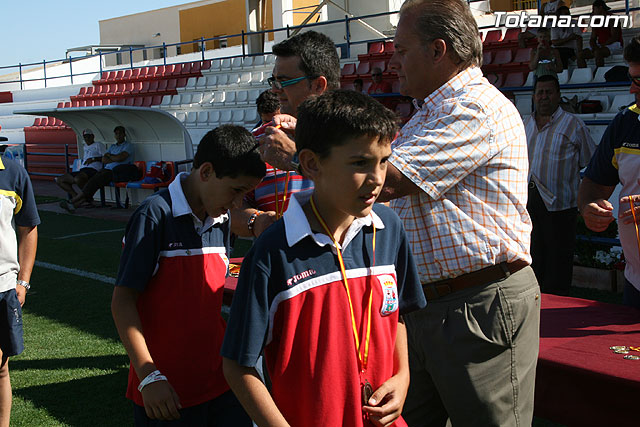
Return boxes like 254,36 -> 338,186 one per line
623,278 -> 640,309
81,168 -> 114,200
527,183 -> 577,294
133,390 -> 251,427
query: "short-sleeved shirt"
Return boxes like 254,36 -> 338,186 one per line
0,156 -> 40,293
389,66 -> 531,284
594,25 -> 624,47
115,172 -> 231,408
105,141 -> 134,170
244,165 -> 314,213
525,107 -> 596,211
552,25 -> 579,51
583,104 -> 640,289
82,141 -> 106,171
222,191 -> 426,427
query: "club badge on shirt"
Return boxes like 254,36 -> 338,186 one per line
377,274 -> 398,316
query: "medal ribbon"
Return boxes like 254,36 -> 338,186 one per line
272,167 -> 290,219
630,197 -> 640,258
309,196 -> 375,373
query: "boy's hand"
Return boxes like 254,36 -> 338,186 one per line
363,372 -> 410,427
141,380 -> 182,421
15,285 -> 26,307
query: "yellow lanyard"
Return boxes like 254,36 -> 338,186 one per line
309,196 -> 375,373
630,197 -> 640,258
273,167 -> 290,219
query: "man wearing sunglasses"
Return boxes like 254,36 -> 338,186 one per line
578,35 -> 640,309
231,30 -> 340,238
368,67 -> 392,94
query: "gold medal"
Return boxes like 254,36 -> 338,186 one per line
624,355 -> 640,360
614,349 -> 630,354
610,346 -> 630,352
362,380 -> 373,406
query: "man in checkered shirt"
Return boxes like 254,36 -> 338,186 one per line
378,0 -> 541,425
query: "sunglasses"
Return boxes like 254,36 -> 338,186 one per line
629,73 -> 640,87
371,73 -> 382,77
267,75 -> 309,90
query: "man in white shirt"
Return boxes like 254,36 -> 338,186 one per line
552,6 -> 587,68
55,128 -> 105,201
525,75 -> 596,294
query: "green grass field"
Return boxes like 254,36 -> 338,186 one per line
10,203 -> 623,426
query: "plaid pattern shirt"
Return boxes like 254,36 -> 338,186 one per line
525,107 -> 596,211
389,67 -> 532,283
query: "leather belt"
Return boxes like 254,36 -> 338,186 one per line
422,260 -> 529,301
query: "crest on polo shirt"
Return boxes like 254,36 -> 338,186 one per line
377,274 -> 398,316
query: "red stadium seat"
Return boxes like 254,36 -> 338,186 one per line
157,79 -> 168,92
503,28 -> 521,43
165,78 -> 177,91
503,72 -> 525,87
356,61 -> 370,76
151,95 -> 163,105
124,97 -> 135,106
147,80 -> 159,92
484,29 -> 503,44
513,48 -> 532,64
492,49 -> 513,65
202,60 -> 212,70
133,97 -> 144,107
368,41 -> 384,55
341,63 -> 356,76
176,77 -> 188,87
141,96 -> 153,107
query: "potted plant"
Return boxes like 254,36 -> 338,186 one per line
573,216 -> 625,292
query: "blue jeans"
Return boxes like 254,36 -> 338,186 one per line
133,390 -> 251,427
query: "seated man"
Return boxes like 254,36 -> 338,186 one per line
367,67 -> 392,94
55,129 -> 105,204
552,6 -> 586,69
582,0 -> 623,67
60,125 -> 136,212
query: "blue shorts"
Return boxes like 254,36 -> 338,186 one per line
0,289 -> 24,358
133,390 -> 251,427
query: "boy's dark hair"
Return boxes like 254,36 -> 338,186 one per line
534,74 -> 560,92
354,78 -> 363,86
194,125 -> 266,178
114,125 -> 126,133
295,90 -> 398,159
256,90 -> 280,115
624,35 -> 640,64
272,31 -> 341,90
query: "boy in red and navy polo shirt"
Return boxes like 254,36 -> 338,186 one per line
222,90 -> 426,427
111,126 -> 265,426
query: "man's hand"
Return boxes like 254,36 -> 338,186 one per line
253,211 -> 278,237
581,199 -> 615,232
141,380 -> 182,421
259,114 -> 297,171
618,181 -> 640,225
102,153 -> 112,164
362,372 -> 410,427
15,285 -> 26,307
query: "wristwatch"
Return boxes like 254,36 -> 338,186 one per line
247,211 -> 263,236
290,152 -> 300,173
16,280 -> 30,291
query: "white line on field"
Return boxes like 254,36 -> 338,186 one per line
35,261 -> 115,284
53,228 -> 125,240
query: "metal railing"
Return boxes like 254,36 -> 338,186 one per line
22,144 -> 77,177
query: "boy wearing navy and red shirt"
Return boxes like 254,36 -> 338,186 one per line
222,90 -> 426,426
111,125 -> 266,426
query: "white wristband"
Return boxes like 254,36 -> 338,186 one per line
137,369 -> 168,392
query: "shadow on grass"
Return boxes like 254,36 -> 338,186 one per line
12,354 -> 127,371
13,367 -> 131,426
27,268 -> 118,342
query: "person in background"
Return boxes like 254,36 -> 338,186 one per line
367,67 -> 392,94
0,154 -> 38,426
552,6 -> 587,69
525,75 -> 596,294
60,126 -> 137,213
254,90 -> 281,129
582,0 -> 624,68
55,128 -> 105,205
353,78 -> 365,94
578,35 -> 640,309
530,27 -> 564,79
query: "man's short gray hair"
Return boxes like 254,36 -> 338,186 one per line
400,0 -> 483,69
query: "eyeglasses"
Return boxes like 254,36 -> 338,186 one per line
629,73 -> 640,87
267,75 -> 309,90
